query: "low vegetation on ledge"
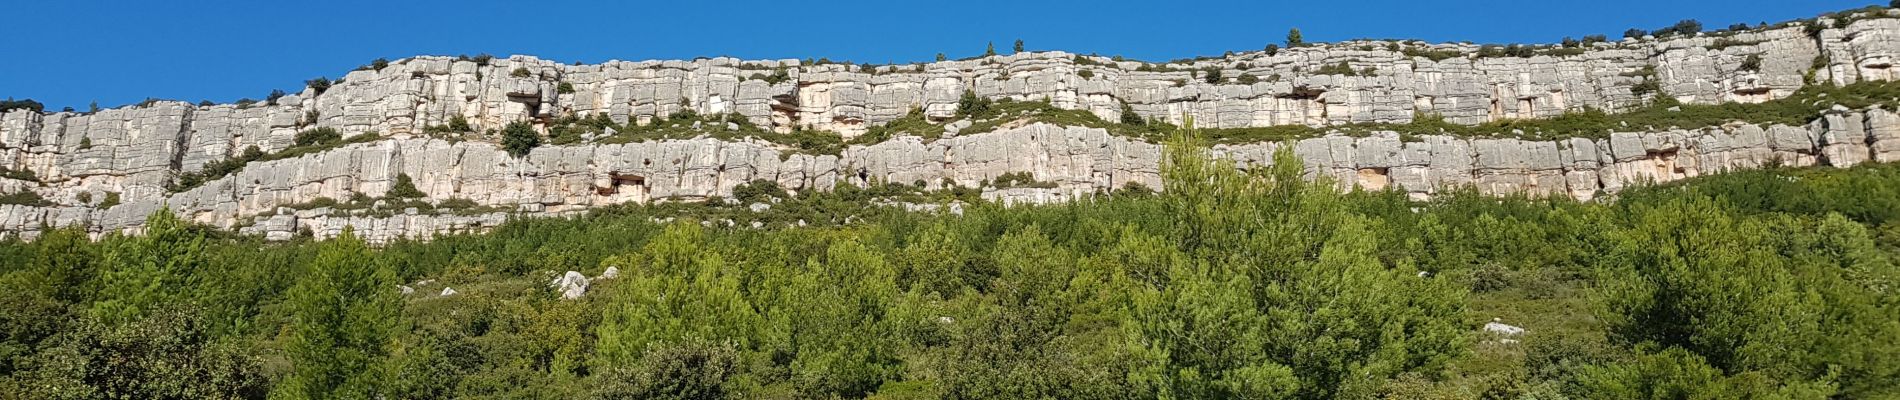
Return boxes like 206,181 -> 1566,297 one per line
169,127 -> 381,192
157,79 -> 1900,195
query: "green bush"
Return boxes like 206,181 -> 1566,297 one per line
0,98 -> 44,113
0,166 -> 39,182
501,121 -> 540,157
386,174 -> 426,199
1313,61 -> 1362,76
0,191 -> 48,206
306,77 -> 333,94
294,127 -> 342,147
956,90 -> 993,118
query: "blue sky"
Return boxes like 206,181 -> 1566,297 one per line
0,0 -> 1879,111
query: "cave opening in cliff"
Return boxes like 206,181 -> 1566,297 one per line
597,173 -> 649,204
1356,167 -> 1391,191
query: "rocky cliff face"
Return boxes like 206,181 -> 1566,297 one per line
5,10 -> 1900,242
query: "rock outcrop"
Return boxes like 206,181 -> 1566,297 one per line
5,9 -> 1900,242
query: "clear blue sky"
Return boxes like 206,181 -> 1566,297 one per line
0,0 -> 1879,111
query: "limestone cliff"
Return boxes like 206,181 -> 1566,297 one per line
5,9 -> 1900,242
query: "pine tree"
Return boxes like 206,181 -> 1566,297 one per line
91,207 -> 204,325
1286,28 -> 1304,47
1013,39 -> 1025,54
279,228 -> 401,399
985,42 -> 997,57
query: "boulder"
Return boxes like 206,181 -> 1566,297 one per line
551,271 -> 590,300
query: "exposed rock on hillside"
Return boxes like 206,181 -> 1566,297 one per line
5,9 -> 1900,242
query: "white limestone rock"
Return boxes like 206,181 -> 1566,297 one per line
551,271 -> 589,300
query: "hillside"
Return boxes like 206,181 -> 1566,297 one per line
5,8 -> 1900,241
3,4 -> 1900,399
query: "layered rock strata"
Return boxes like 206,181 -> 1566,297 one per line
5,10 -> 1900,242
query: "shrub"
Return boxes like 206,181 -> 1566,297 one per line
1077,69 -> 1094,79
1624,28 -> 1647,39
294,127 -> 342,147
753,68 -> 792,85
0,166 -> 39,182
956,90 -> 993,118
1657,19 -> 1704,37
511,67 -> 532,78
0,191 -> 48,206
0,98 -> 45,113
1237,74 -> 1260,84
1740,54 -> 1763,72
98,191 -> 120,208
1120,103 -> 1144,125
1203,67 -> 1224,84
461,53 -> 494,65
386,174 -> 425,199
732,180 -> 788,204
1403,46 -> 1464,61
557,82 -> 575,94
989,171 -> 1058,189
306,77 -> 333,94
1708,38 -> 1758,50
1313,62 -> 1361,76
1630,80 -> 1662,97
434,197 -> 479,210
501,121 -> 540,157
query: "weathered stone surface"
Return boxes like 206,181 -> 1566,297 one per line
8,10 -> 1900,241
551,271 -> 589,300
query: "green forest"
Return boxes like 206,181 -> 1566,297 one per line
2,132 -> 1898,399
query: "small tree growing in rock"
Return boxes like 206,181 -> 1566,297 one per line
1286,28 -> 1304,47
306,77 -> 333,94
385,173 -> 425,199
501,121 -> 540,157
1013,39 -> 1025,54
956,90 -> 993,118
1120,103 -> 1144,125
985,42 -> 997,57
